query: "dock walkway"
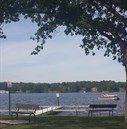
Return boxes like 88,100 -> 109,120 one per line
0,105 -> 88,115
35,106 -> 63,115
2,104 -> 117,116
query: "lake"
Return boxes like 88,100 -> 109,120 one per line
0,92 -> 125,116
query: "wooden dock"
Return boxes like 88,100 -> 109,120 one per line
35,106 -> 63,115
53,105 -> 89,115
0,104 -> 118,116
0,105 -> 89,116
0,110 -> 9,113
0,106 -> 62,115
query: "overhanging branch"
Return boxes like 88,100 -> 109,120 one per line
99,0 -> 127,26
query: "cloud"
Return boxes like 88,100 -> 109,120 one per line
0,20 -> 125,83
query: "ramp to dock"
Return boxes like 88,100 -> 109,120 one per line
35,106 -> 62,115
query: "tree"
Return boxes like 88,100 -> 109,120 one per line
0,0 -> 127,124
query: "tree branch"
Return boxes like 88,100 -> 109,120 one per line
99,0 -> 127,26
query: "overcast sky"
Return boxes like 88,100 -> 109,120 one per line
0,18 -> 126,83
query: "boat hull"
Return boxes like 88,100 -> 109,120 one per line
98,97 -> 119,100
98,94 -> 119,100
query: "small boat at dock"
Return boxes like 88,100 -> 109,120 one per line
98,93 -> 119,100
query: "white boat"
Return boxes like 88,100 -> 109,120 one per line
98,93 -> 119,100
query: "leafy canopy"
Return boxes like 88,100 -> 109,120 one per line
0,0 -> 127,63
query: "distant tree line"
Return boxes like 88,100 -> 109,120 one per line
0,81 -> 126,93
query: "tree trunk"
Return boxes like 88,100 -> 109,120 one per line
124,47 -> 127,126
125,67 -> 127,126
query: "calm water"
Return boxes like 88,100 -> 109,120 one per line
0,92 -> 125,115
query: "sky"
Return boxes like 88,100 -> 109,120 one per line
0,18 -> 126,83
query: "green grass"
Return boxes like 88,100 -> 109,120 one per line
1,115 -> 127,129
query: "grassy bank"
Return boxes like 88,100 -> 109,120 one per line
0,115 -> 127,129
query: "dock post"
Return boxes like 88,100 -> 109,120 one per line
7,81 -> 12,115
56,93 -> 60,106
